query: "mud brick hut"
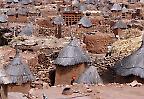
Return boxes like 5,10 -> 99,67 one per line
111,3 -> 122,18
111,19 -> 128,38
121,6 -> 129,19
16,7 -> 28,23
52,15 -> 65,38
0,48 -> 34,99
6,8 -> 17,22
54,38 -> 90,85
114,35 -> 144,83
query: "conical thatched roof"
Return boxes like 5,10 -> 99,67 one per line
52,15 -> 65,25
122,6 -> 128,13
54,38 -> 90,66
21,0 -> 32,5
128,0 -> 138,3
77,66 -> 103,84
0,68 -> 11,84
7,8 -> 16,16
78,16 -> 92,28
85,0 -> 97,4
111,3 -> 122,11
112,20 -> 127,29
0,14 -> 8,23
5,50 -> 34,84
17,7 -> 28,15
64,6 -> 71,12
6,0 -> 18,3
79,4 -> 87,12
64,0 -> 71,3
114,36 -> 144,78
72,0 -> 79,7
19,23 -> 33,36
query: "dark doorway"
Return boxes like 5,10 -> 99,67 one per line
49,69 -> 56,86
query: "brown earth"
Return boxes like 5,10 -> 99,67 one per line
28,84 -> 144,99
83,33 -> 115,54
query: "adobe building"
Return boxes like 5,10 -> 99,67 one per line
54,38 -> 90,85
62,11 -> 83,26
6,8 -> 17,22
111,3 -> 122,18
16,7 -> 28,23
111,19 -> 128,38
0,48 -> 35,98
52,15 -> 65,38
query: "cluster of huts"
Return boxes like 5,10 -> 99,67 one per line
0,0 -> 144,98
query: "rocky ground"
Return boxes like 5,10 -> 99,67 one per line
8,83 -> 144,99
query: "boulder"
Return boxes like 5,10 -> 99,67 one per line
83,33 -> 114,54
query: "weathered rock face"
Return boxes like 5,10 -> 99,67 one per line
112,36 -> 142,56
83,33 -> 114,54
93,54 -> 125,83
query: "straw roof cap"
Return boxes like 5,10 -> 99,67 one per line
77,66 -> 103,84
111,3 -> 122,11
78,16 -> 92,28
54,38 -> 90,66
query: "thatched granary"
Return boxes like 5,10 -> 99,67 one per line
111,3 -> 122,17
52,15 -> 65,25
121,6 -> 130,19
52,15 -> 65,38
111,3 -> 122,11
0,14 -> 8,23
16,7 -> 28,23
54,38 -> 90,85
19,23 -> 33,36
79,4 -> 87,12
6,8 -> 17,22
4,50 -> 34,84
0,48 -> 34,98
78,16 -> 92,28
77,66 -> 103,84
114,35 -> 144,82
122,6 -> 128,13
112,20 -> 128,37
112,20 -> 127,29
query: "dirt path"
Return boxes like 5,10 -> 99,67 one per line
29,84 -> 144,99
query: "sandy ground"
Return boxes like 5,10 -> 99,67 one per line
25,84 -> 144,99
